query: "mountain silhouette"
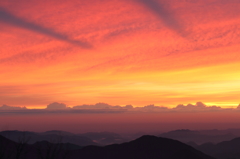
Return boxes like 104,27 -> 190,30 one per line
78,132 -> 127,145
0,134 -> 31,159
0,130 -> 96,146
69,135 -> 215,159
41,130 -> 75,136
0,130 -> 129,146
1,134 -> 215,159
159,129 -> 236,144
0,135 -> 13,159
197,137 -> 240,159
0,134 -> 78,159
32,140 -> 82,150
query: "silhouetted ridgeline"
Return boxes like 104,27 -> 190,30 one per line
69,135 -> 215,159
0,135 -> 78,159
0,135 -> 215,159
196,137 -> 240,159
159,129 -> 237,145
158,129 -> 240,159
0,130 -> 127,146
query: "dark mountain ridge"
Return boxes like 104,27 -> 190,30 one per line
197,137 -> 240,159
0,130 -> 96,146
69,135 -> 215,159
159,129 -> 237,144
0,130 -> 127,146
0,134 -> 215,159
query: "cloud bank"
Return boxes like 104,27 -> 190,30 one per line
46,102 -> 67,109
0,8 -> 92,48
0,102 -> 239,114
0,104 -> 26,110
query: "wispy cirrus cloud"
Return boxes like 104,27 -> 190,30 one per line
0,46 -> 74,64
137,0 -> 188,38
0,7 -> 92,48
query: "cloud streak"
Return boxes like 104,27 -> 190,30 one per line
137,0 -> 187,37
0,8 -> 92,48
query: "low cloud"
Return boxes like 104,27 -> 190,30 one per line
0,102 -> 239,114
172,102 -> 223,112
46,102 -> 67,109
0,8 -> 92,48
0,105 -> 26,110
134,104 -> 169,112
73,103 -> 124,109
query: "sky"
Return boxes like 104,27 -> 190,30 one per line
1,0 -> 240,109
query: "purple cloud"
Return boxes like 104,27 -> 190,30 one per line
0,8 -> 92,48
137,0 -> 187,37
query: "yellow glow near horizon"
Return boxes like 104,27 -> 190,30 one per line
1,0 -> 240,108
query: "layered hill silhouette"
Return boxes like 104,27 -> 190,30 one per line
159,129 -> 237,145
0,130 -> 95,146
0,134 -> 80,159
0,135 -> 14,159
79,131 -> 128,145
0,130 -> 127,146
3,128 -> 240,147
69,135 -> 215,159
196,137 -> 240,159
0,134 -> 215,159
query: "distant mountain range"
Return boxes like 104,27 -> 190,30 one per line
2,128 -> 240,147
2,129 -> 240,159
71,135 -> 215,159
0,134 -> 214,159
0,130 -> 127,146
159,129 -> 240,144
158,129 -> 240,159
196,137 -> 240,159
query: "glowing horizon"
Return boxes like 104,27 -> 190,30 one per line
1,0 -> 240,108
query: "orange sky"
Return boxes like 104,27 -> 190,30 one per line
1,0 -> 240,108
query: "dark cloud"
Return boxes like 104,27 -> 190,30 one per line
134,104 -> 169,112
73,103 -> 123,109
124,105 -> 134,109
0,8 -> 92,48
46,102 -> 67,109
0,104 -> 26,110
173,102 -> 225,112
137,0 -> 188,37
0,102 -> 238,114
